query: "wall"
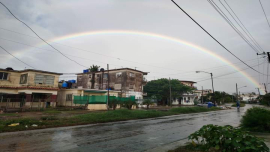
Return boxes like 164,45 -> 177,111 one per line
77,69 -> 145,94
57,89 -> 83,106
0,70 -> 60,88
27,71 -> 60,88
0,70 -> 21,86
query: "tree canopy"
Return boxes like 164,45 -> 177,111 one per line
143,78 -> 193,105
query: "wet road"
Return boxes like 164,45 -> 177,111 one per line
0,105 -> 251,152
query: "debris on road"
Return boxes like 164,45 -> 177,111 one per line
8,123 -> 19,127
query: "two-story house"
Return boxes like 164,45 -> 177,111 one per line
172,80 -> 197,105
0,67 -> 62,108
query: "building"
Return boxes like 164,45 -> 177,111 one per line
0,67 -> 61,108
239,93 -> 258,102
56,68 -> 148,110
193,89 -> 213,103
172,80 -> 197,105
76,68 -> 148,99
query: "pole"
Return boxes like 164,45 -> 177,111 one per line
264,83 -> 268,94
169,77 -> 172,107
107,64 -> 109,110
236,83 -> 238,102
201,86 -> 203,103
210,73 -> 215,105
257,88 -> 261,96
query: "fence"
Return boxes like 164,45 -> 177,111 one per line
73,95 -> 136,104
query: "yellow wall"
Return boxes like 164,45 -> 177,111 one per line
0,70 -> 60,88
57,89 -> 83,106
0,71 -> 21,86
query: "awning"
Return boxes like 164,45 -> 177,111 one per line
84,90 -> 107,93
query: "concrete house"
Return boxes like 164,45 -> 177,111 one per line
56,68 -> 148,110
76,68 -> 148,99
172,80 -> 197,106
0,67 -> 61,108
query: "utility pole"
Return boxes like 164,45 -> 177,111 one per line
256,88 -> 261,96
201,86 -> 203,103
107,64 -> 109,110
169,77 -> 172,107
236,83 -> 238,102
264,83 -> 268,94
210,73 -> 215,105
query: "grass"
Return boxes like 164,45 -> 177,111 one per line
0,107 -> 220,133
241,107 -> 270,132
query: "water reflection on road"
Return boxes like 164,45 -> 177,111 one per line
0,105 -> 251,152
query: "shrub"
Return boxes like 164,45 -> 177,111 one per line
108,99 -> 119,110
142,99 -> 154,109
189,124 -> 268,152
241,107 -> 270,132
122,100 -> 137,110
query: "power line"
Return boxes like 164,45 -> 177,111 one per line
222,0 -> 265,52
0,45 -> 35,69
171,0 -> 264,75
208,0 -> 261,53
259,0 -> 270,30
0,2 -> 88,68
196,59 -> 266,83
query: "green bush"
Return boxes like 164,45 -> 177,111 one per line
108,98 -> 119,110
142,99 -> 154,109
189,124 -> 268,152
241,107 -> 270,132
122,100 -> 137,110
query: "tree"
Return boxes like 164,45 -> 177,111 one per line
123,100 -> 137,110
108,98 -> 119,110
89,65 -> 100,89
142,99 -> 154,109
143,78 -> 193,105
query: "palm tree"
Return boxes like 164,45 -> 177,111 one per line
89,65 -> 100,89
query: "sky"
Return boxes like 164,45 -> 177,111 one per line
0,0 -> 270,94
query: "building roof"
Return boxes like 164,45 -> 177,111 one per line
84,90 -> 107,93
0,68 -> 62,75
0,86 -> 59,90
77,68 -> 149,75
179,80 -> 197,83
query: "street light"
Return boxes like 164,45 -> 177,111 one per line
237,86 -> 247,99
196,71 -> 215,104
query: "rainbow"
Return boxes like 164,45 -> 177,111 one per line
2,30 -> 262,91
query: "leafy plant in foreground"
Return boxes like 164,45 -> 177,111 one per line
188,124 -> 268,152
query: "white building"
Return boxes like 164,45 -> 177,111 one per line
172,80 -> 197,106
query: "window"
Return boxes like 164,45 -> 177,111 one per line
34,74 -> 55,85
20,74 -> 28,84
66,94 -> 72,101
129,72 -> 135,77
0,72 -> 8,80
103,73 -> 108,79
129,84 -> 134,89
45,75 -> 55,85
116,72 -> 122,78
35,74 -> 44,84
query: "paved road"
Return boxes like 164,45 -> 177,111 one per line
0,105 -> 251,152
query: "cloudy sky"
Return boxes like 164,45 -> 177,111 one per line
0,0 -> 270,94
